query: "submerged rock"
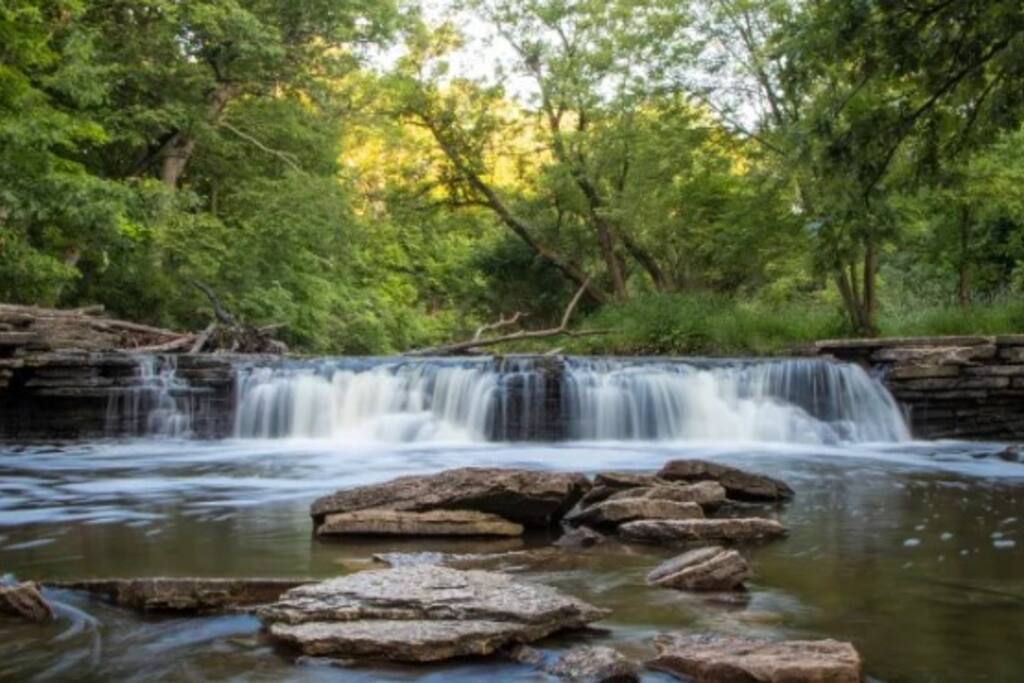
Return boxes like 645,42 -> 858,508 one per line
619,518 -> 787,545
50,577 -> 309,614
555,526 -> 606,550
646,547 -> 751,591
657,460 -> 794,502
318,509 -> 523,537
0,581 -> 54,622
549,645 -> 641,682
567,498 -> 704,528
607,481 -> 727,510
311,468 -> 590,529
648,633 -> 862,683
258,566 -> 608,663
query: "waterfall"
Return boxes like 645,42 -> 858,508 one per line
230,356 -> 908,445
233,358 -> 556,442
562,358 -> 910,444
105,356 -> 195,437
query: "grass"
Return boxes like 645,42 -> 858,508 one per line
548,292 -> 1024,357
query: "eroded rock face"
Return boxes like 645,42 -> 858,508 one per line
618,518 -> 787,545
258,566 -> 608,662
567,498 -> 704,528
310,468 -> 590,529
648,634 -> 863,683
318,509 -> 523,537
0,581 -> 54,622
646,547 -> 750,591
657,460 -> 794,502
50,578 -> 309,614
549,645 -> 641,682
607,481 -> 727,509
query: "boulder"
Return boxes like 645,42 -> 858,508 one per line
578,472 -> 662,508
50,577 -> 309,614
648,634 -> 862,683
258,566 -> 608,663
607,481 -> 727,509
567,498 -> 704,528
0,581 -> 54,622
619,518 -> 787,545
311,468 -> 590,528
657,460 -> 794,502
646,547 -> 750,591
549,645 -> 641,682
317,509 -> 523,537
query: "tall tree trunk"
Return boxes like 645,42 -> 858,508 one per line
957,206 -> 972,308
421,117 -> 609,305
862,235 -> 878,334
594,217 -> 627,301
160,84 -> 234,188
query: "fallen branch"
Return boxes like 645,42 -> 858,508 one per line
133,335 -> 197,353
405,279 -> 610,356
474,311 -> 524,340
189,323 -> 216,354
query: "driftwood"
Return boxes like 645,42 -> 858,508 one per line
188,281 -> 288,355
0,290 -> 289,356
406,279 -> 610,356
0,303 -> 187,352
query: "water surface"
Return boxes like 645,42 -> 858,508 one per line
2,439 -> 1022,681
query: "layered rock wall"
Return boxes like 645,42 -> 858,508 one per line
813,335 -> 1024,439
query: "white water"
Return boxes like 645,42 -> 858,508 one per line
105,356 -> 193,437
563,358 -> 910,443
234,360 -> 502,443
229,357 -> 909,445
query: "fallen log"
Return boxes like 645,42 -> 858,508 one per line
406,279 -> 610,356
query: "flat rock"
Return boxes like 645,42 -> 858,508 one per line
657,460 -> 794,502
567,498 -> 704,528
0,581 -> 54,622
648,633 -> 862,683
549,645 -> 641,682
619,518 -> 787,545
317,509 -> 523,537
607,481 -> 727,509
373,548 -> 561,569
50,578 -> 309,614
258,566 -> 608,662
594,472 -> 663,489
311,468 -> 590,528
647,546 -> 751,591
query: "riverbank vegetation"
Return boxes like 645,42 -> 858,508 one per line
3,1 -> 1024,354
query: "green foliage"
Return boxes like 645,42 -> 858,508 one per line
2,0 -> 1024,355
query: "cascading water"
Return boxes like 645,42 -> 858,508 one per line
562,358 -> 910,444
230,356 -> 908,445
105,356 -> 195,437
233,358 -> 556,442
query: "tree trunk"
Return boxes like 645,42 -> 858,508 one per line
862,235 -> 878,334
160,84 -> 234,188
957,207 -> 972,308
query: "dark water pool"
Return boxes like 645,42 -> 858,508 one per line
1,440 -> 1022,681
